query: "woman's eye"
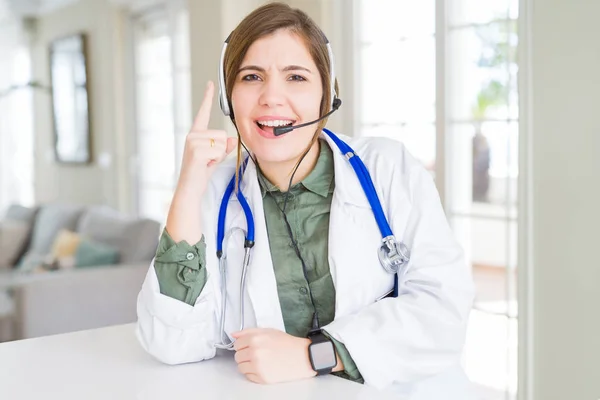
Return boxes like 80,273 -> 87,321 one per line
242,74 -> 261,81
288,75 -> 306,82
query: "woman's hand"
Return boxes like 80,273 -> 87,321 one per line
231,328 -> 317,384
177,80 -> 238,194
165,80 -> 237,244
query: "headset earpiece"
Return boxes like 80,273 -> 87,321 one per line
219,91 -> 230,116
219,35 -> 231,116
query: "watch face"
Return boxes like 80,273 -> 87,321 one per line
310,342 -> 336,370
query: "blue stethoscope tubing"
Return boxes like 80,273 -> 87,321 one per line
323,129 -> 393,238
217,157 -> 254,252
215,129 -> 410,345
214,157 -> 254,349
322,129 -> 406,297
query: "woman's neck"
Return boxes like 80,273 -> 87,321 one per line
258,140 -> 321,192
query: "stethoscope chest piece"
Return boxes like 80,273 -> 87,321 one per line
378,236 -> 411,275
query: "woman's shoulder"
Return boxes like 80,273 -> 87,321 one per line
334,133 -> 425,176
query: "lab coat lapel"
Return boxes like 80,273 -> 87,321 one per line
321,133 -> 394,318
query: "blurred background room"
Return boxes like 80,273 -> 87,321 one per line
0,1 -> 598,399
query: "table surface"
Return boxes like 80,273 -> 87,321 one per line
0,323 -> 402,400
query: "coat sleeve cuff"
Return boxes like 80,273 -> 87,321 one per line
155,228 -> 206,268
323,330 -> 364,384
153,228 -> 208,306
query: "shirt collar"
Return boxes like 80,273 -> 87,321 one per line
257,139 -> 334,199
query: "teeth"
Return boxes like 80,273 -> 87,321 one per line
257,120 -> 293,127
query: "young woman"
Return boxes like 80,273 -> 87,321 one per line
136,2 -> 475,397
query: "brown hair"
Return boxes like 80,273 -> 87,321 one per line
223,2 -> 339,185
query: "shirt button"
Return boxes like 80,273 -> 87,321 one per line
186,252 -> 195,261
299,287 -> 308,295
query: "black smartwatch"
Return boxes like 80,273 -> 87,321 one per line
307,330 -> 337,375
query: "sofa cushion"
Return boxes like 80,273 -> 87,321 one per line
76,206 -> 159,263
21,203 -> 85,265
0,220 -> 31,268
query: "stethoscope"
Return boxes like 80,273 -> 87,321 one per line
213,129 -> 411,349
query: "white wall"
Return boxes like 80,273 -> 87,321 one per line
31,0 -> 127,209
528,0 -> 600,398
188,0 -> 229,134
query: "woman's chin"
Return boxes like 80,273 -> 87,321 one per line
241,126 -> 315,165
253,150 -> 295,165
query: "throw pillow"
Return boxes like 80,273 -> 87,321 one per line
17,230 -> 120,272
18,229 -> 81,273
49,229 -> 81,270
74,238 -> 120,268
51,229 -> 82,259
19,203 -> 84,268
0,220 -> 31,269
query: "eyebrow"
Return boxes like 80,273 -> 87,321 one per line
237,65 -> 313,74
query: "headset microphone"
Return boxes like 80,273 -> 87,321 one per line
273,98 -> 342,136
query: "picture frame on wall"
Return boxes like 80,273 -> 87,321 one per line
49,33 -> 92,164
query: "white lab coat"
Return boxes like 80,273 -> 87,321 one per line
136,132 -> 476,399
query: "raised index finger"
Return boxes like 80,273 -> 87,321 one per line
191,80 -> 215,131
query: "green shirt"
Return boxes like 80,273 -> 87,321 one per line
154,140 -> 363,383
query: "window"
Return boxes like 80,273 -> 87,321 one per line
355,1 -> 519,398
0,20 -> 35,214
446,3 -> 519,399
131,3 -> 191,224
356,0 -> 436,172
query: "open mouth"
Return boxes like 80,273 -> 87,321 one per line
255,119 -> 296,134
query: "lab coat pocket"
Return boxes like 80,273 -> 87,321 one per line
343,203 -> 380,234
335,203 -> 395,308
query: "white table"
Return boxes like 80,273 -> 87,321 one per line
0,324 -> 402,400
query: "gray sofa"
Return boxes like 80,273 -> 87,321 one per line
0,203 -> 160,341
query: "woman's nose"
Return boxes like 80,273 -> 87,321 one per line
258,77 -> 286,108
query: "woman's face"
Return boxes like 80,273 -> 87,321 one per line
230,29 -> 323,165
